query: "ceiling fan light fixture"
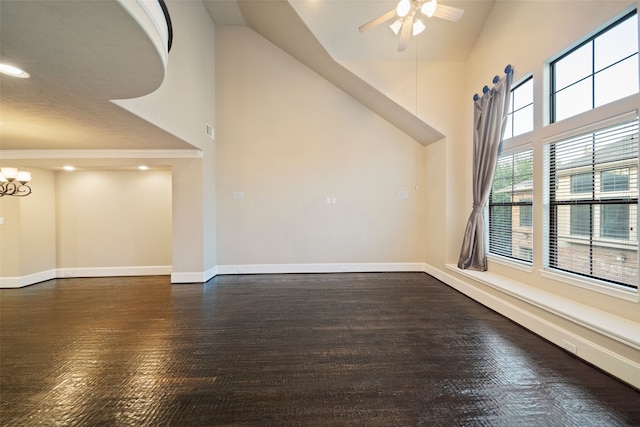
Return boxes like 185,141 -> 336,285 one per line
389,19 -> 403,35
413,19 -> 426,35
0,63 -> 30,79
396,0 -> 411,17
421,0 -> 437,18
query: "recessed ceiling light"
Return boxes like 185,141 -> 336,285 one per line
138,165 -> 149,171
0,63 -> 30,79
62,165 -> 75,171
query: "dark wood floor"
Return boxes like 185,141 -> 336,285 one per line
1,273 -> 638,426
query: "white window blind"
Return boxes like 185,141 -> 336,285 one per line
544,114 -> 638,289
489,149 -> 534,263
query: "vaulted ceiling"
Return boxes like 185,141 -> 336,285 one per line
205,0 -> 495,61
0,0 -> 495,160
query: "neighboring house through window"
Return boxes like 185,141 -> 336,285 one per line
545,116 -> 638,288
489,149 -> 533,263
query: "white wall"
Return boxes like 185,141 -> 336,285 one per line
0,168 -> 56,284
215,26 -> 426,269
339,59 -> 468,264
114,0 -> 218,282
20,169 -> 57,276
56,170 -> 172,272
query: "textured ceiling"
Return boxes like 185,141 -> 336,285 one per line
0,0 -> 192,154
1,0 -> 496,165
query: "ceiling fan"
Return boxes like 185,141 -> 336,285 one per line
359,0 -> 464,52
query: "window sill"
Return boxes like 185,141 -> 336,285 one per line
487,254 -> 533,273
445,264 -> 640,351
539,268 -> 639,303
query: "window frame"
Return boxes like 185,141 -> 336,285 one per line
544,113 -> 638,290
550,9 -> 639,123
504,76 -> 534,140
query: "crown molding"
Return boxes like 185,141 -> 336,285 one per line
0,149 -> 203,160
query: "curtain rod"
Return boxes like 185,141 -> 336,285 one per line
473,64 -> 512,101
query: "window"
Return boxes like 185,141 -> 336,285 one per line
601,204 -> 630,239
601,168 -> 630,192
489,149 -> 533,262
545,115 -> 638,288
504,77 -> 534,139
571,173 -> 593,193
519,201 -> 533,227
570,205 -> 590,236
551,10 -> 639,122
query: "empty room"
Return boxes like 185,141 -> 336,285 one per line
1,0 -> 639,425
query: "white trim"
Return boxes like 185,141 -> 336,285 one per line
0,269 -> 56,288
170,266 -> 218,284
539,268 -> 639,303
115,0 -> 168,65
136,0 -> 170,63
0,149 -> 202,160
443,263 -> 640,350
57,265 -> 172,278
171,271 -> 207,283
204,266 -> 218,282
215,262 -> 426,276
426,263 -> 640,389
542,109 -> 638,145
1,266 -> 171,288
487,254 -> 534,273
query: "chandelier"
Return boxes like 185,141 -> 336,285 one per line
0,167 -> 32,197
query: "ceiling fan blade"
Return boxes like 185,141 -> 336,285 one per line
397,13 -> 415,52
359,9 -> 397,32
433,3 -> 464,22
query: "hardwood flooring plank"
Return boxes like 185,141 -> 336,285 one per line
1,273 -> 638,426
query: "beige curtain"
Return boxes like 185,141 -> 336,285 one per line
458,67 -> 514,271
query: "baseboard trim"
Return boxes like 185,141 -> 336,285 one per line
215,262 -> 426,276
171,271 -> 203,283
0,269 -> 57,288
0,266 -> 172,288
424,263 -> 640,390
170,266 -> 218,284
57,265 -> 172,278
